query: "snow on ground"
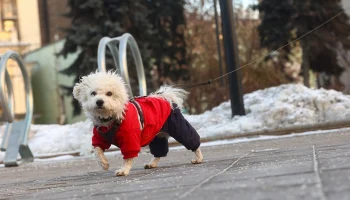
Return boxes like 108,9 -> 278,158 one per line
0,121 -> 93,161
1,84 -> 350,160
185,84 -> 350,138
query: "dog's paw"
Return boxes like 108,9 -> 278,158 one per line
96,158 -> 109,171
144,163 -> 158,169
94,147 -> 109,171
144,157 -> 160,169
114,168 -> 130,176
101,160 -> 110,171
191,158 -> 203,164
191,148 -> 203,164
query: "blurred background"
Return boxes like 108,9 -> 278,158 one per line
0,0 -> 349,125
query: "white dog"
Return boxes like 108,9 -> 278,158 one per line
73,71 -> 203,176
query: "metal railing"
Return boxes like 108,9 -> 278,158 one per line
0,50 -> 34,167
97,33 -> 147,97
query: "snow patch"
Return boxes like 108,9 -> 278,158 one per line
185,84 -> 350,139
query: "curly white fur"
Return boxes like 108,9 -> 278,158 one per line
149,86 -> 189,110
73,71 -> 129,126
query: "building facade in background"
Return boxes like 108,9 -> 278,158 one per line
0,0 -> 71,122
37,0 -> 70,45
0,0 -> 70,54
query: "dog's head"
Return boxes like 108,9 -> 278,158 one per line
73,71 -> 129,125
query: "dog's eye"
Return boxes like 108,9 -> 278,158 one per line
91,91 -> 96,96
106,91 -> 113,96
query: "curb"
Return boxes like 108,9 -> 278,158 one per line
168,119 -> 350,146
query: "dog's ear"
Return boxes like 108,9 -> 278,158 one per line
73,83 -> 86,102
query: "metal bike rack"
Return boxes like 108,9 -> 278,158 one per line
0,51 -> 34,167
97,33 -> 147,97
0,68 -> 14,123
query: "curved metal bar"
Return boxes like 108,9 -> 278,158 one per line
0,70 -> 14,151
118,33 -> 147,96
98,37 -> 116,72
5,70 -> 14,116
97,33 -> 147,97
0,51 -> 34,166
0,56 -> 14,123
0,51 -> 33,145
97,37 -> 121,73
107,42 -> 120,73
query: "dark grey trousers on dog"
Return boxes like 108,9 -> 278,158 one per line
149,106 -> 201,157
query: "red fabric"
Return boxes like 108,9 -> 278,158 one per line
92,97 -> 172,159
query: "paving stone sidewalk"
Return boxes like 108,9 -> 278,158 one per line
0,129 -> 350,200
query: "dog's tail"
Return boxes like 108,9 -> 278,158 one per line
149,86 -> 189,110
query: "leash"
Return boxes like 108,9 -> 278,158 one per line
177,79 -> 214,89
176,9 -> 346,89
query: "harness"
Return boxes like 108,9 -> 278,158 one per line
95,98 -> 145,145
129,99 -> 144,129
95,122 -> 120,146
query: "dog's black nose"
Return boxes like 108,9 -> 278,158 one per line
96,99 -> 104,107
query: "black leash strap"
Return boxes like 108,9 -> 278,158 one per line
130,99 -> 145,129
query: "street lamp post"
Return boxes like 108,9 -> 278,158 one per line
219,0 -> 245,117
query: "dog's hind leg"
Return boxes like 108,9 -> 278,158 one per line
160,107 -> 203,164
191,148 -> 203,164
144,157 -> 160,169
146,133 -> 168,169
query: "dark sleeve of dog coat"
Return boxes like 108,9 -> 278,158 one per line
92,128 -> 112,151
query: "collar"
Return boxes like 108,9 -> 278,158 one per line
98,116 -> 114,124
95,121 -> 121,145
95,116 -> 121,129
95,119 -> 121,133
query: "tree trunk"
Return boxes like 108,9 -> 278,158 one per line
300,40 -> 310,87
316,73 -> 322,88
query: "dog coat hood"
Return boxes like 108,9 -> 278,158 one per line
92,97 -> 172,159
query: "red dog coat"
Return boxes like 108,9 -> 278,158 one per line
92,97 -> 171,159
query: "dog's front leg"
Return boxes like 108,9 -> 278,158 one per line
115,158 -> 134,176
94,147 -> 109,170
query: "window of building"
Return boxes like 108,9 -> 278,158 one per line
0,0 -> 19,40
2,0 -> 17,19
